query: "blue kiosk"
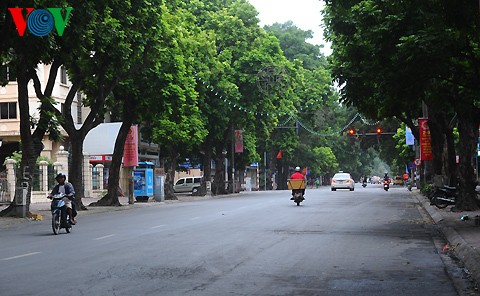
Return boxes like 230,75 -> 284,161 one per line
133,162 -> 154,202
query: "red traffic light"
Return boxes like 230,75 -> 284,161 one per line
348,129 -> 355,135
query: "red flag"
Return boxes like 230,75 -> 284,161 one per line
276,150 -> 283,159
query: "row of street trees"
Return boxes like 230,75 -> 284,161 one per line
0,0 -> 344,217
323,0 -> 480,210
3,0 -> 439,217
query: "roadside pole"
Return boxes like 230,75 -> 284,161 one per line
128,167 -> 134,204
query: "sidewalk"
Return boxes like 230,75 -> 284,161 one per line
411,190 -> 480,287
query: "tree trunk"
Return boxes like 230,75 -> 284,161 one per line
95,97 -> 136,206
70,133 -> 87,210
276,158 -> 288,190
195,134 -> 213,196
0,71 -> 37,216
164,148 -> 178,200
212,145 -> 227,195
454,113 -> 479,211
267,147 -> 277,190
428,110 -> 446,177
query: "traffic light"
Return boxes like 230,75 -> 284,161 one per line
348,128 -> 355,135
376,127 -> 382,134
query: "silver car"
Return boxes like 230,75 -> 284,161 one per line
331,172 -> 355,191
174,177 -> 203,193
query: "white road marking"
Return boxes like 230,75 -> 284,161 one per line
191,217 -> 201,220
93,234 -> 115,240
150,224 -> 166,229
2,252 -> 41,261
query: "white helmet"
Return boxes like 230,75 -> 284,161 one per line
295,166 -> 301,172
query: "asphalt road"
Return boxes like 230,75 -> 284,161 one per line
0,184 -> 472,295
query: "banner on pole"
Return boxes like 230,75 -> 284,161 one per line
123,125 -> 139,167
234,130 -> 243,153
418,118 -> 432,161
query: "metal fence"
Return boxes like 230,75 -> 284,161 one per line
30,164 -> 56,192
0,172 -> 9,203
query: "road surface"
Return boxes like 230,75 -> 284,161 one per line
0,185 -> 474,295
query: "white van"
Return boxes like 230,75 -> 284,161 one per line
174,177 -> 203,193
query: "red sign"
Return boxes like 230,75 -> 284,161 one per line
418,118 -> 433,161
234,130 -> 243,153
123,125 -> 139,167
89,155 -> 112,163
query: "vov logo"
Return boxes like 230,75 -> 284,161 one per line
8,7 -> 73,37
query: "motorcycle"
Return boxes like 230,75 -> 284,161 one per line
291,189 -> 305,206
383,180 -> 390,191
431,185 -> 457,209
407,179 -> 413,191
49,193 -> 73,235
288,179 -> 306,206
362,181 -> 367,188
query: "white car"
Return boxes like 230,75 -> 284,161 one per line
174,177 -> 203,193
331,172 -> 355,191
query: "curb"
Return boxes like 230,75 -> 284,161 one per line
412,191 -> 480,286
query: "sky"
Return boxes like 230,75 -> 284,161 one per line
248,0 -> 332,56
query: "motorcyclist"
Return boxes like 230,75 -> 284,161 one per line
48,173 -> 77,225
383,172 -> 390,183
290,166 -> 305,199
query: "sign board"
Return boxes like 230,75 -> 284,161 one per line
405,127 -> 414,146
89,155 -> 112,163
414,158 -> 422,166
418,118 -> 433,161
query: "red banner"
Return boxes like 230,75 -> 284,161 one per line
234,130 -> 243,153
123,125 -> 139,167
418,118 -> 433,161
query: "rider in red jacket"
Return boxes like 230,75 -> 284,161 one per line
290,167 -> 305,199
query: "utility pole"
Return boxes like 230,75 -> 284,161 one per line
264,151 -> 267,191
231,126 -> 235,194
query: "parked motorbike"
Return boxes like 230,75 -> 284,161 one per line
431,186 -> 457,209
383,180 -> 390,191
49,193 -> 73,235
362,181 -> 367,188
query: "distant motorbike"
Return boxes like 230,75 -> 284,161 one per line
407,179 -> 413,191
362,181 -> 367,188
49,193 -> 73,235
383,180 -> 390,191
288,179 -> 306,206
